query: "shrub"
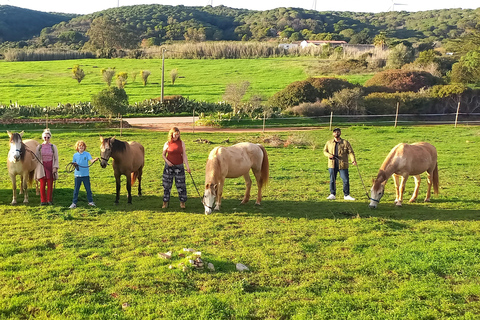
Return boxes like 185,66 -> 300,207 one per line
101,68 -> 116,86
92,87 -> 128,118
428,84 -> 467,98
72,65 -> 85,83
363,91 -> 435,114
365,69 -> 438,93
116,72 -> 128,89
268,80 -> 317,109
329,87 -> 365,115
170,69 -> 179,85
140,70 -> 151,86
307,77 -> 356,100
287,100 -> 331,117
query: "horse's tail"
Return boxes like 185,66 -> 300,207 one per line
28,170 -> 35,187
258,145 -> 269,188
131,172 -> 137,186
432,162 -> 439,195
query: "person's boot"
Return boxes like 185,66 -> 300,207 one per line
180,202 -> 186,209
162,201 -> 169,208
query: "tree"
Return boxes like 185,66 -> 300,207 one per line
92,87 -> 128,119
386,43 -> 414,69
450,50 -> 480,84
116,72 -> 128,89
223,81 -> 250,114
101,68 -> 116,86
170,68 -> 179,85
84,16 -> 137,51
72,65 -> 85,83
140,70 -> 151,86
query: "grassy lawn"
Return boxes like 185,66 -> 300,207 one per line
0,58 -> 373,107
0,125 -> 479,319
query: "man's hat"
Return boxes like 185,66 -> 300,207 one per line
333,128 -> 341,132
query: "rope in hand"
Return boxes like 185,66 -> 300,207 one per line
65,159 -> 99,173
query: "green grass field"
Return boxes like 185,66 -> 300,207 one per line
0,58 -> 373,107
1,125 -> 479,319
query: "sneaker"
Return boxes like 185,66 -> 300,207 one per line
88,202 -> 96,207
41,202 -> 48,206
344,195 -> 355,201
162,201 -> 169,209
326,194 -> 336,200
69,203 -> 77,209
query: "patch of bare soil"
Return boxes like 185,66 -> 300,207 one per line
128,122 -> 321,133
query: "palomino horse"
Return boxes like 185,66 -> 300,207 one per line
369,142 -> 439,208
7,131 -> 39,204
100,136 -> 144,204
203,142 -> 269,215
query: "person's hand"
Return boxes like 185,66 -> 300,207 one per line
94,157 -> 99,162
166,160 -> 173,167
329,156 -> 335,160
186,167 -> 191,174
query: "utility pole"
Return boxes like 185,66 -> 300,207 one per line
161,47 -> 166,103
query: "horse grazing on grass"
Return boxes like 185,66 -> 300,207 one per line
100,136 -> 144,204
7,131 -> 39,204
369,142 -> 439,208
203,142 -> 269,215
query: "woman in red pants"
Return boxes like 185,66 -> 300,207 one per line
35,129 -> 59,205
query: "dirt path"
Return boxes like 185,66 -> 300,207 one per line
124,117 -> 321,132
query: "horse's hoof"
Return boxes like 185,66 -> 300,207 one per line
23,200 -> 28,204
254,202 -> 261,206
395,202 -> 402,207
11,201 -> 17,205
114,202 -> 119,205
424,199 -> 431,202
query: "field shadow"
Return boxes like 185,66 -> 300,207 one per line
0,188 -> 478,222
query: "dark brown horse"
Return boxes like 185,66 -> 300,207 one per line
100,136 -> 144,204
7,131 -> 39,204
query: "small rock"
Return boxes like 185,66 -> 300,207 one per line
183,248 -> 195,252
158,251 -> 172,259
207,263 -> 215,271
168,265 -> 173,269
193,251 -> 202,256
236,263 -> 249,272
122,302 -> 130,309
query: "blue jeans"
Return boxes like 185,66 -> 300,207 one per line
328,168 -> 350,196
72,176 -> 93,204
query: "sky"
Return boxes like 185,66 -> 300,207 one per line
0,0 -> 478,15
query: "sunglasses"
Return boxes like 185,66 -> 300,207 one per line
44,136 -> 51,139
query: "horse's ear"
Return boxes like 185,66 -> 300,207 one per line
213,184 -> 218,192
7,130 -> 12,137
99,136 -> 104,142
19,131 -> 24,137
205,183 -> 210,189
111,136 -> 116,142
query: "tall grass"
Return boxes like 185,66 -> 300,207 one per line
4,48 -> 95,62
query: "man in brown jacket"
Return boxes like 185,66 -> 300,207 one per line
323,128 -> 357,200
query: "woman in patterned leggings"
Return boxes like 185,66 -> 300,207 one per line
162,127 -> 191,209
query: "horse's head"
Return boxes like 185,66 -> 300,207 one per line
369,177 -> 386,209
203,183 -> 217,215
99,136 -> 115,168
7,130 -> 24,163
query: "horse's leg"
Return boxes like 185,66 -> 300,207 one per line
10,173 -> 17,205
126,172 -> 132,204
114,172 -> 121,204
35,179 -> 39,195
215,182 -> 224,211
396,175 -> 408,206
22,173 -> 29,203
424,170 -> 433,202
252,169 -> 263,205
137,166 -> 143,197
241,173 -> 252,204
409,175 -> 421,203
393,174 -> 400,204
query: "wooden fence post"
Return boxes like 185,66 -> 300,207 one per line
263,111 -> 266,133
329,111 -> 333,131
193,108 -> 195,133
455,101 -> 461,128
394,102 -> 399,128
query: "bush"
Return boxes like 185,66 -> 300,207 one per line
268,80 -> 317,109
363,91 -> 435,114
269,77 -> 355,109
287,101 -> 331,117
72,65 -> 85,83
92,87 -> 128,118
365,69 -> 438,93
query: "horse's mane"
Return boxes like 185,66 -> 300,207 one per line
110,138 -> 127,153
380,143 -> 403,171
205,147 -> 222,182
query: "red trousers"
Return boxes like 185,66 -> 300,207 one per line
39,178 -> 53,203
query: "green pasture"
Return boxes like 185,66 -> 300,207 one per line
1,125 -> 479,319
0,58 -> 373,107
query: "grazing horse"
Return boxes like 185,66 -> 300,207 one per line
203,142 -> 269,215
369,142 -> 439,208
7,131 -> 39,204
100,136 -> 144,204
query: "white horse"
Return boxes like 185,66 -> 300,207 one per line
203,142 -> 269,215
369,142 -> 439,208
7,131 -> 39,204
